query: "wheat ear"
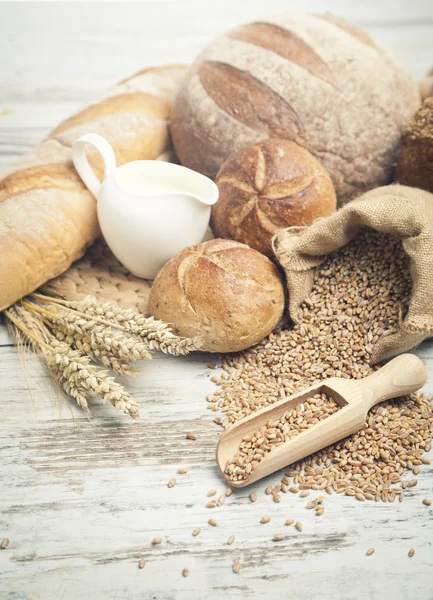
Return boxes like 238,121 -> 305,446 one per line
32,293 -> 203,355
4,304 -> 139,418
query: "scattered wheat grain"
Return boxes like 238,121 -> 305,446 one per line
233,560 -> 241,574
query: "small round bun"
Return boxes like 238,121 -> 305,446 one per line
149,239 -> 285,352
212,139 -> 337,257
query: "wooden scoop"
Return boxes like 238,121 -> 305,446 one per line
216,354 -> 427,488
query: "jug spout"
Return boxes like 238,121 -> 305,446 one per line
169,163 -> 218,207
187,173 -> 219,207
192,189 -> 219,207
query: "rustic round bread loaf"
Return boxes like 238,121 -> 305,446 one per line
148,239 -> 285,352
212,139 -> 336,257
171,13 -> 420,204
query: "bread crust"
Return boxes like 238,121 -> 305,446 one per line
396,97 -> 433,193
148,239 -> 285,352
212,139 -> 336,256
171,14 -> 419,203
0,65 -> 188,310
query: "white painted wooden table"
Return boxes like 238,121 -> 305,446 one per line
1,3 -> 433,599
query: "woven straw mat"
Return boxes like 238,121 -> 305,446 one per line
42,239 -> 152,314
42,227 -> 214,314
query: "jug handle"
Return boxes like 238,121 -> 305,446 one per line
72,133 -> 117,199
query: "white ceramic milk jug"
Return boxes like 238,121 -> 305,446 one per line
72,133 -> 219,279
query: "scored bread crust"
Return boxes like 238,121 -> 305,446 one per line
0,64 -> 188,311
148,238 -> 285,353
212,139 -> 337,256
171,13 -> 420,204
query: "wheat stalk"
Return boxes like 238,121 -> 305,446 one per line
54,329 -> 140,378
5,303 -> 140,418
4,293 -> 201,419
32,293 -> 202,355
5,305 -> 91,411
46,339 -> 139,418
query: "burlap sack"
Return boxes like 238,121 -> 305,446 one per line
273,185 -> 433,363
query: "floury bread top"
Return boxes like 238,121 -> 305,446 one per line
171,13 -> 420,204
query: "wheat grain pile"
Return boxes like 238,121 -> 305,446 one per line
224,393 -> 340,483
209,229 -> 433,501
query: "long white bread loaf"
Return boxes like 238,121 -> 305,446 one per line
0,64 -> 187,311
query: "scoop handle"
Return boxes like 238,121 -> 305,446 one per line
361,354 -> 426,409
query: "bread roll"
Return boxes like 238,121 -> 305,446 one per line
0,65 -> 187,311
396,96 -> 433,194
212,139 -> 336,257
171,13 -> 419,204
148,239 -> 285,352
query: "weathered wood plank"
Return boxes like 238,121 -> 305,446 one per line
1,1 -> 433,104
1,2 -> 433,599
1,336 -> 432,599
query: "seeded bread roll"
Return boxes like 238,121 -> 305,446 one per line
0,64 -> 187,311
396,97 -> 433,194
171,13 -> 419,204
212,139 -> 336,257
148,239 -> 285,352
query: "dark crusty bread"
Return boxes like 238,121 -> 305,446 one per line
171,13 -> 419,204
396,97 -> 433,194
148,239 -> 285,352
0,65 -> 187,311
212,139 -> 336,257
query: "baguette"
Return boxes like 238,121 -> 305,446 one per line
0,64 -> 187,311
